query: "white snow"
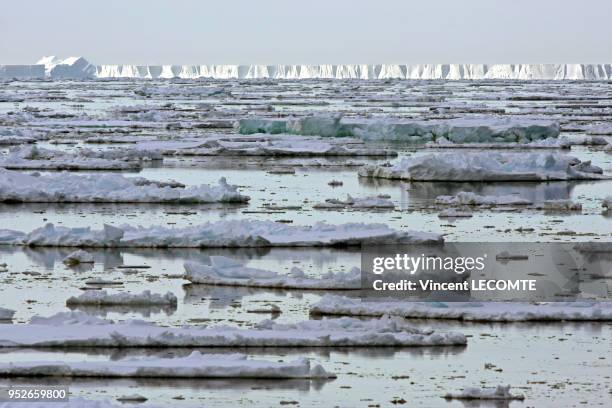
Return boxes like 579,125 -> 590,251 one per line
0,351 -> 334,379
435,192 -> 532,206
0,169 -> 249,203
37,56 -> 97,79
239,115 -> 560,143
0,311 -> 467,347
444,385 -> 525,400
62,249 -> 94,265
184,256 -> 361,289
0,221 -> 443,248
310,295 -> 612,322
359,152 -> 607,181
313,194 -> 395,210
66,290 -> 177,306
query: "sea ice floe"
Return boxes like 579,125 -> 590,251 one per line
184,256 -> 361,289
0,146 -> 141,171
438,209 -> 473,218
66,290 -> 177,306
535,199 -> 582,211
310,295 -> 612,322
0,221 -> 443,248
0,169 -> 249,203
137,134 -> 396,157
603,196 -> 612,210
0,351 -> 334,379
358,152 -> 607,181
313,194 -> 395,210
62,249 -> 94,265
0,312 -> 466,347
435,192 -> 532,206
239,115 -> 560,143
444,385 -> 525,400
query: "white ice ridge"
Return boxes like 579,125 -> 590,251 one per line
444,385 -> 525,400
184,256 -> 361,289
0,169 -> 249,203
310,295 -> 612,322
313,194 -> 395,210
0,221 -> 442,248
3,58 -> 611,80
0,351 -> 334,379
0,312 -> 466,347
66,290 -> 178,306
359,152 -> 607,181
238,115 -> 560,143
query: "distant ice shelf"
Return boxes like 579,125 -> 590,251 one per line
2,56 -> 612,80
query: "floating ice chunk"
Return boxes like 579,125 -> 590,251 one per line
0,312 -> 466,347
0,351 -> 334,379
536,199 -> 582,211
435,192 -> 532,206
0,146 -> 140,171
239,115 -> 560,143
66,290 -> 177,306
62,249 -> 94,265
310,295 -> 612,322
0,64 -> 45,79
184,257 -> 361,289
0,170 -> 249,203
444,385 -> 525,400
0,221 -> 442,248
313,194 -> 395,210
0,308 -> 15,320
603,196 -> 612,210
438,209 -> 473,218
359,152 -> 607,181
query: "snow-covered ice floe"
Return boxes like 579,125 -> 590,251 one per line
137,134 -> 396,157
435,192 -> 532,206
0,221 -> 443,248
444,385 -> 525,400
0,351 -> 334,379
0,146 -> 141,171
66,290 -> 177,306
313,194 -> 395,210
359,152 -> 607,181
239,115 -> 560,143
0,308 -> 15,320
0,312 -> 466,347
0,170 -> 249,203
184,256 -> 361,289
310,296 -> 612,322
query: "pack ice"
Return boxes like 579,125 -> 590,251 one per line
184,256 -> 361,289
0,169 -> 249,203
0,351 -> 334,379
0,221 -> 443,248
238,115 -> 560,143
358,152 -> 607,181
0,312 -> 467,347
310,296 -> 612,322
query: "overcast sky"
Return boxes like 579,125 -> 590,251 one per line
1,0 -> 611,65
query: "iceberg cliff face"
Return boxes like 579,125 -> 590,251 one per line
4,57 -> 612,80
94,63 -> 612,80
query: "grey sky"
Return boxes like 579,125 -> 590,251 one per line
1,0 -> 611,65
